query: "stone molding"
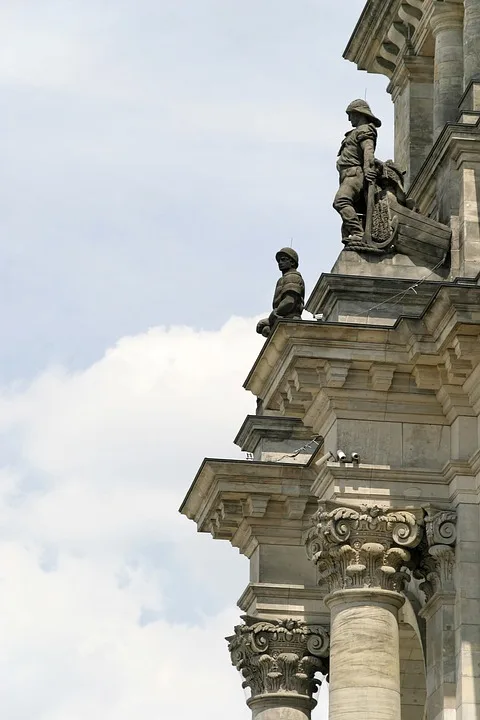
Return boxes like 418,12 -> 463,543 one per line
179,458 -> 317,555
227,616 -> 329,700
430,0 -> 464,35
237,583 -> 329,625
344,0 -> 431,80
414,508 -> 457,601
387,55 -> 434,101
304,503 -> 424,593
244,286 -> 480,427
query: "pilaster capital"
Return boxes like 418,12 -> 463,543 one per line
304,502 -> 424,594
430,0 -> 464,35
387,55 -> 434,100
413,508 -> 457,602
227,616 -> 329,701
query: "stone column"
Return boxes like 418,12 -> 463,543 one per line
416,510 -> 457,720
464,0 -> 480,87
227,617 -> 330,720
430,1 -> 464,138
305,503 -> 424,720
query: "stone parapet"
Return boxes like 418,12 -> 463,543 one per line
307,271 -> 450,326
234,415 -> 318,463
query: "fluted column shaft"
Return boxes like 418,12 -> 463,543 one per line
430,2 -> 464,137
464,0 -> 480,87
326,589 -> 404,720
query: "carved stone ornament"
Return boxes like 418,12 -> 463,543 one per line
226,616 -> 329,700
304,503 -> 424,594
333,99 -> 451,264
413,509 -> 457,602
256,248 -> 305,338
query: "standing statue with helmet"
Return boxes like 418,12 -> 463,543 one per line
331,99 -> 452,259
256,248 -> 305,337
333,99 -> 381,248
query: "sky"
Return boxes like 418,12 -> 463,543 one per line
0,2 -> 394,718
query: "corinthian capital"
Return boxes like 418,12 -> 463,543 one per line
304,502 -> 424,594
414,509 -> 457,602
226,616 -> 329,700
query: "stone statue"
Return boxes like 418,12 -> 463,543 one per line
256,248 -> 305,337
332,100 -> 451,263
333,99 -> 381,246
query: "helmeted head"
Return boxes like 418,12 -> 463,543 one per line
345,99 -> 382,128
275,247 -> 299,270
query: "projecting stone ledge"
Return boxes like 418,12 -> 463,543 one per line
234,415 -> 317,463
306,252 -> 479,324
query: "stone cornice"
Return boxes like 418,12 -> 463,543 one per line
243,285 -> 480,427
234,415 -> 314,453
179,458 -> 317,555
344,0 -> 433,80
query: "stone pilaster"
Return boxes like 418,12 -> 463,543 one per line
227,617 -> 329,720
430,1 -> 464,138
415,509 -> 457,601
388,56 -> 434,188
305,503 -> 424,720
416,510 -> 457,720
464,0 -> 480,88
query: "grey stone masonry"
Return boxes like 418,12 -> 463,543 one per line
464,0 -> 480,87
430,1 -> 464,138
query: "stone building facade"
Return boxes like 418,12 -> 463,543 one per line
180,2 -> 480,720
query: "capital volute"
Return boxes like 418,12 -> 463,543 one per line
304,502 -> 424,594
227,616 -> 329,701
413,509 -> 457,602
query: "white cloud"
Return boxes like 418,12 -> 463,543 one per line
0,317 -> 273,719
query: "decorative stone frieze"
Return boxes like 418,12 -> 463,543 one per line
227,617 -> 329,700
305,503 -> 424,593
414,509 -> 457,601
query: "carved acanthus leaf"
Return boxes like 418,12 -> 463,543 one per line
226,617 -> 329,699
414,509 -> 457,602
304,502 -> 423,593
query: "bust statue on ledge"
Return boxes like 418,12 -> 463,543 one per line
256,248 -> 305,337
